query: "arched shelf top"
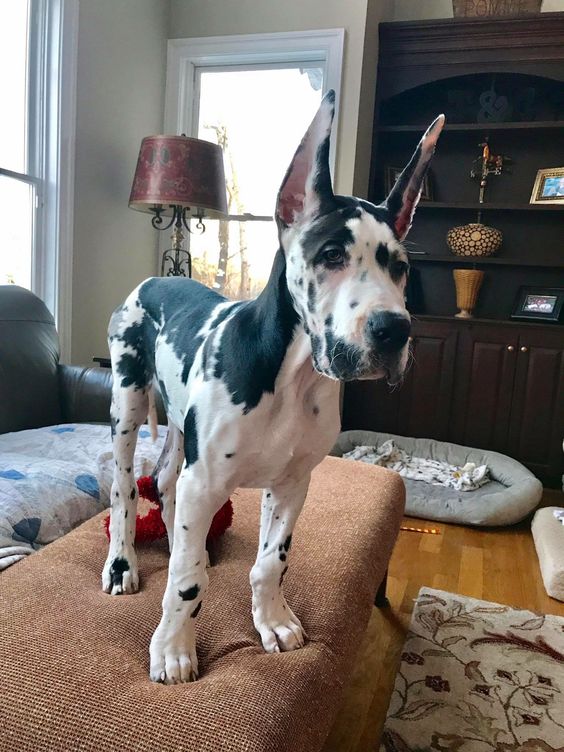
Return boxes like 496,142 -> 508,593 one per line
376,13 -> 564,101
377,72 -> 564,130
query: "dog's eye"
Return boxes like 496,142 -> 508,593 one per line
392,261 -> 409,278
322,245 -> 346,266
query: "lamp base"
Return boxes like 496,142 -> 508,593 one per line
161,247 -> 192,277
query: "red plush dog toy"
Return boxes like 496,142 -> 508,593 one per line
104,476 -> 233,544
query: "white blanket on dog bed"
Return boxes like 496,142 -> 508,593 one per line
0,423 -> 166,571
344,440 -> 490,491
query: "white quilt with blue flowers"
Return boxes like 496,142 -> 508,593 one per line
0,423 -> 166,571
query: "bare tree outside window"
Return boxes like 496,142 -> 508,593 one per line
188,66 -> 323,301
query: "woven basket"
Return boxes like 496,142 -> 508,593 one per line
453,269 -> 484,318
452,0 -> 542,16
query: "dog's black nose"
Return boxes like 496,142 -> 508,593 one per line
366,312 -> 411,353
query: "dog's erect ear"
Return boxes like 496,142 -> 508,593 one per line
275,90 -> 336,228
385,115 -> 445,241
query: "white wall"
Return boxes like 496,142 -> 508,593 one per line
168,0 -> 378,198
392,0 -> 564,21
71,0 -> 169,364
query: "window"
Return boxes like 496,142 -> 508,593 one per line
165,30 -> 343,299
0,3 -> 36,289
0,0 -> 77,358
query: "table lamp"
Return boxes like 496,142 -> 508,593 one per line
129,135 -> 228,277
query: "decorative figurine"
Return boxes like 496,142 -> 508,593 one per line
470,139 -> 507,214
447,137 -> 508,258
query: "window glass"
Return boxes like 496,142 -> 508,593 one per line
0,2 -> 30,174
0,176 -> 34,287
190,65 -> 323,298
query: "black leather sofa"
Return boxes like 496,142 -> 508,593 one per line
0,285 -> 113,435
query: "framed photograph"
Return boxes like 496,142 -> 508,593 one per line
385,167 -> 433,201
530,167 -> 564,205
511,286 -> 564,323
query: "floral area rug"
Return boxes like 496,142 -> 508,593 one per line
380,588 -> 564,752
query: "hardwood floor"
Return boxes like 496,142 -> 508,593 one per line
323,489 -> 564,752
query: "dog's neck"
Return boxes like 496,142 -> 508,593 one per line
253,246 -> 298,341
251,247 -> 319,390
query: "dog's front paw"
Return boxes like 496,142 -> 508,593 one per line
149,623 -> 198,684
253,597 -> 306,653
102,552 -> 139,595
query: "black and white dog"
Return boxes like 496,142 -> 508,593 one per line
103,91 -> 444,684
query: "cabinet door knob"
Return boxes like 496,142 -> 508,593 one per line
520,346 -> 528,353
507,345 -> 515,352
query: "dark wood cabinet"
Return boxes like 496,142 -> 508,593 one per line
507,328 -> 564,482
451,325 -> 519,453
343,320 -> 458,441
342,317 -> 564,487
399,321 -> 459,441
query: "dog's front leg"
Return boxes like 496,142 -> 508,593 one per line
250,474 -> 310,653
149,466 -> 227,684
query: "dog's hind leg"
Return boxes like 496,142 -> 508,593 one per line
102,333 -> 151,595
249,474 -> 310,653
153,422 -> 183,553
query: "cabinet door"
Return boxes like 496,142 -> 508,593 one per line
341,378 -> 402,434
508,329 -> 564,485
341,320 -> 458,440
397,320 -> 459,440
452,325 -> 518,452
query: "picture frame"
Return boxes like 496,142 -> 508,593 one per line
384,167 -> 433,201
511,286 -> 564,323
529,167 -> 564,205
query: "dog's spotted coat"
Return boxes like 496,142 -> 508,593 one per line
102,91 -> 444,683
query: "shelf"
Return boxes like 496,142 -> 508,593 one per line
378,121 -> 564,133
417,201 -> 563,211
408,254 -> 563,269
413,314 -> 563,329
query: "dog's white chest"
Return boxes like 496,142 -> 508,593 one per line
236,376 -> 340,488
192,340 -> 341,491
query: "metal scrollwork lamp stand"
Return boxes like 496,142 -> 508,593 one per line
151,204 -> 206,278
129,135 -> 228,278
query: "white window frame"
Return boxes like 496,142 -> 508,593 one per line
164,30 -> 344,222
0,0 -> 78,360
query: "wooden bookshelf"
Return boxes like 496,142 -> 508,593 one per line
368,14 -> 564,322
342,14 -> 564,486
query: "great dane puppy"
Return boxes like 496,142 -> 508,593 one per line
103,90 -> 444,684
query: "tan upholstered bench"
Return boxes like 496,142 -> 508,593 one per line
0,457 -> 404,752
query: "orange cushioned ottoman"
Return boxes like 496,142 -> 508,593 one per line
0,456 -> 404,752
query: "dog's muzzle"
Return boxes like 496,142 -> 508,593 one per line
360,311 -> 411,384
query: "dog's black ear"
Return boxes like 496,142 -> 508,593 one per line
385,115 -> 445,241
276,90 -> 336,228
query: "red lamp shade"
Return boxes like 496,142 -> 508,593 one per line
129,135 -> 228,218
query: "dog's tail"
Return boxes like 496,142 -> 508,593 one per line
147,385 -> 159,442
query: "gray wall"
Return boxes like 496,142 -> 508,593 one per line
71,0 -> 169,364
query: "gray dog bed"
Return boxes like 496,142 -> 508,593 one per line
331,430 -> 543,527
